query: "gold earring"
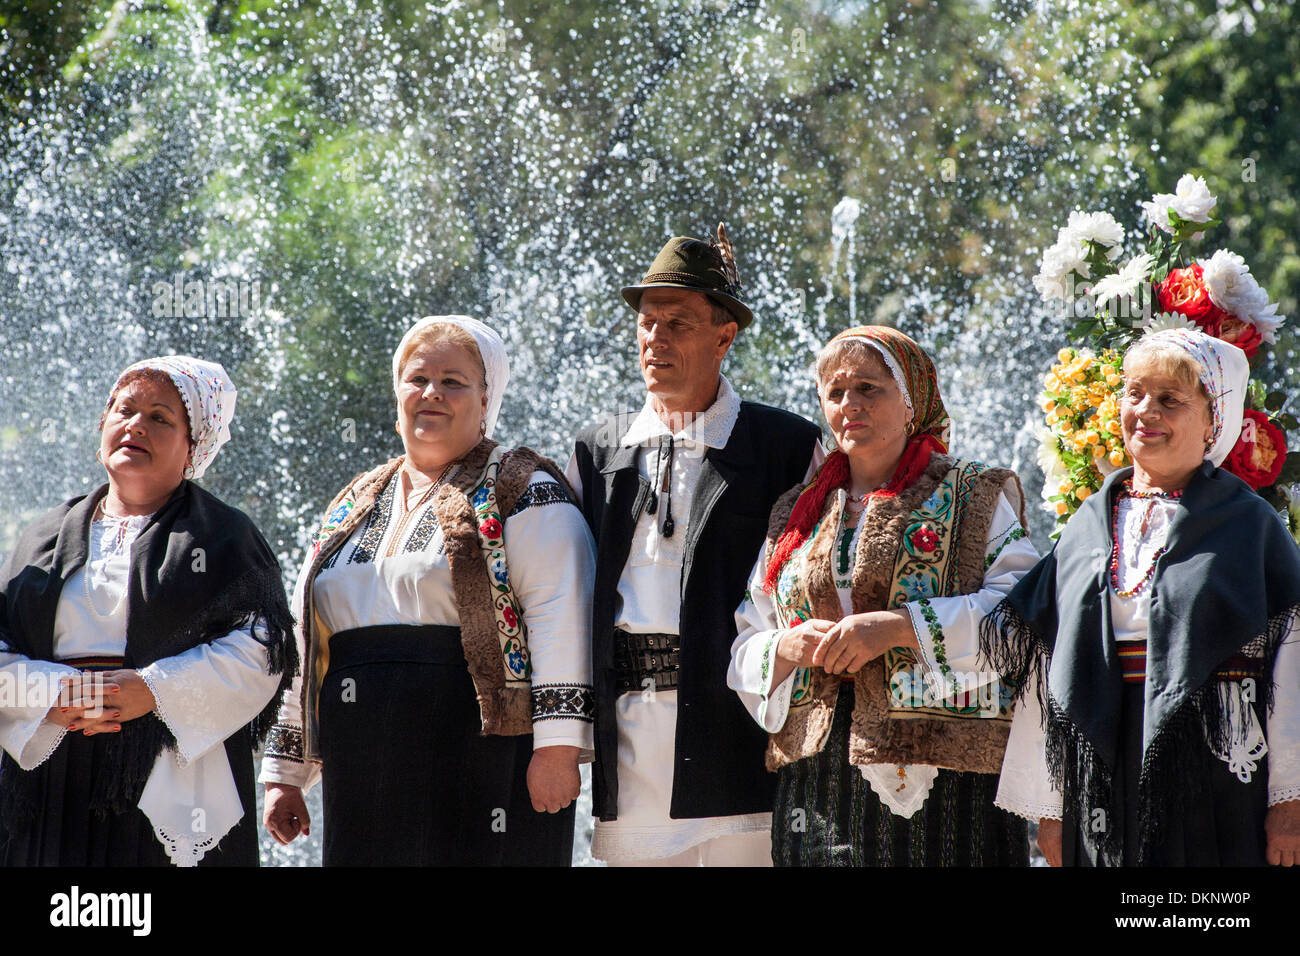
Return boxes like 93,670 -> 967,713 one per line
479,419 -> 487,437
905,421 -> 916,437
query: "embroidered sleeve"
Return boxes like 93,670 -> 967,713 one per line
503,472 -> 596,751
531,684 -> 595,722
258,554 -> 322,792
507,481 -> 570,516
730,552 -> 798,733
985,524 -> 1028,570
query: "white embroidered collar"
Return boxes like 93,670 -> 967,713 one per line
620,375 -> 741,450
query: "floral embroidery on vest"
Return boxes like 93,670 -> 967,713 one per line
774,461 -> 1015,722
467,448 -> 531,682
311,496 -> 356,561
774,528 -> 817,705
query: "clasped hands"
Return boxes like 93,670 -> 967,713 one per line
775,610 -> 915,678
44,669 -> 157,735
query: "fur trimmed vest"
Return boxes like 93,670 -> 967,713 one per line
297,438 -> 573,759
764,452 -> 1024,774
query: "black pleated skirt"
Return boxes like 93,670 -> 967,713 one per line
1063,680 -> 1268,866
317,624 -> 574,866
772,686 -> 1028,867
0,725 -> 258,867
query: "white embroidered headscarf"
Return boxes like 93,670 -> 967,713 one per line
1136,328 -> 1249,467
392,315 -> 510,438
109,356 -> 237,480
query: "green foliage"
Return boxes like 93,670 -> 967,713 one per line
3,0 -> 1293,559
1126,0 -> 1300,383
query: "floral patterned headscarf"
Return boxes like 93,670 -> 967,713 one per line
827,326 -> 950,448
109,356 -> 236,480
763,326 -> 948,593
1136,328 -> 1248,467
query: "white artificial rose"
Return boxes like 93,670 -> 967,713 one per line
1200,249 -> 1284,342
1142,174 -> 1217,233
1090,253 -> 1156,303
1033,230 -> 1091,301
1141,192 -> 1178,233
1064,210 -> 1124,249
1169,174 -> 1217,222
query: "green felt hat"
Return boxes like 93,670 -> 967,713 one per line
621,223 -> 753,329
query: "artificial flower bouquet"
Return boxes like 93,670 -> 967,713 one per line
1032,174 -> 1296,537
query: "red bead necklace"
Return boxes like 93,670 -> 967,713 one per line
1109,480 -> 1182,598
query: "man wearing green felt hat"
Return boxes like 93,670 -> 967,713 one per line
567,224 -> 822,866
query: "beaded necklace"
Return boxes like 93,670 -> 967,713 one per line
1109,480 -> 1182,598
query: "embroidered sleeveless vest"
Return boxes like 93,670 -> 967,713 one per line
764,453 -> 1024,774
298,439 -> 570,756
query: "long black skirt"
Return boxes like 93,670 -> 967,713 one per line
1063,679 -> 1268,866
772,686 -> 1027,867
317,625 -> 574,866
0,724 -> 258,867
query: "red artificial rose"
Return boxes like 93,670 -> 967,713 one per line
479,517 -> 503,539
911,526 -> 939,553
1157,264 -> 1218,331
1224,409 -> 1287,490
1217,313 -> 1263,359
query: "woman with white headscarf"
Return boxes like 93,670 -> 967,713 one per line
0,356 -> 295,866
985,329 -> 1300,866
259,316 -> 595,865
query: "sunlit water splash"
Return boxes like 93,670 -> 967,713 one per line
3,0 -> 1145,866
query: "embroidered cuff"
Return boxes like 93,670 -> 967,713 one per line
507,481 -> 570,515
531,684 -> 595,722
264,723 -> 305,762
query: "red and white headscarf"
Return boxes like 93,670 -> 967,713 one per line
764,326 -> 948,593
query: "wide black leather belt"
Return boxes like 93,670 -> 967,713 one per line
613,629 -> 680,694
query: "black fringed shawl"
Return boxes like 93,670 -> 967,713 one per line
980,462 -> 1300,865
0,481 -> 297,834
